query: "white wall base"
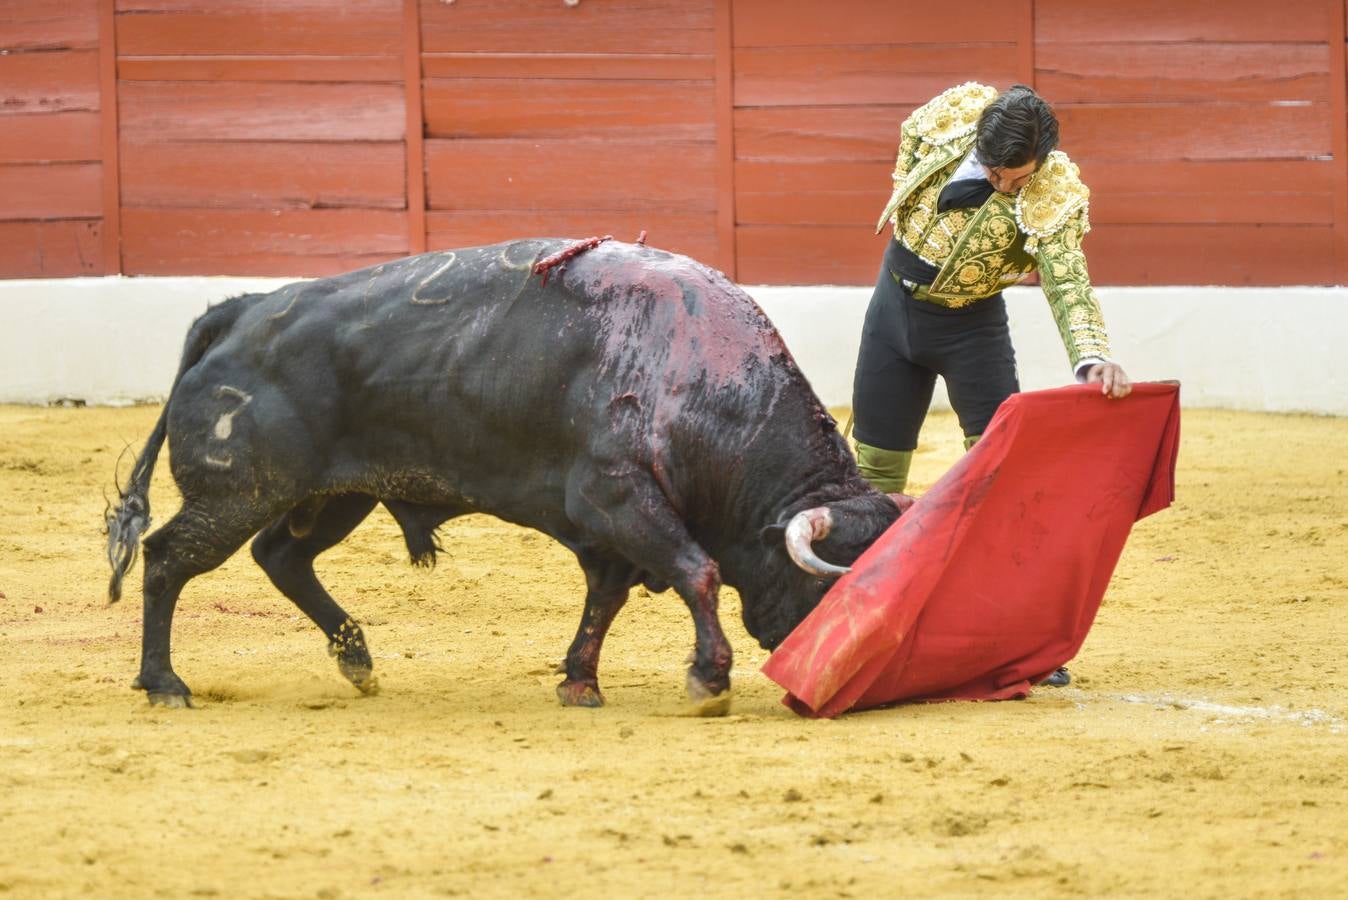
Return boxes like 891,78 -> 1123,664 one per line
2,276 -> 1345,416
751,284 -> 1348,417
0,276 -> 294,407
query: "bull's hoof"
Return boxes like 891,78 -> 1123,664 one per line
333,652 -> 380,695
342,666 -> 381,696
687,691 -> 733,717
133,671 -> 193,708
556,679 -> 605,708
329,625 -> 379,695
690,689 -> 733,716
685,670 -> 732,717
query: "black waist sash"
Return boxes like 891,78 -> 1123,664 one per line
881,238 -> 1002,315
884,238 -> 939,286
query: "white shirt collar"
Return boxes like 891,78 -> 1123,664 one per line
950,147 -> 987,183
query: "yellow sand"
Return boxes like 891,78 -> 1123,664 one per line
1,403 -> 1345,898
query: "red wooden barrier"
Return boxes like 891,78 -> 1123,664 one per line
418,0 -> 717,264
0,0 -> 103,275
0,1 -> 1344,285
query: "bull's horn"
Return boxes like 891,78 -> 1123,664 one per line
784,507 -> 850,577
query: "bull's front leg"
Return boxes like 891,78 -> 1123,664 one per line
673,557 -> 734,717
564,464 -> 734,715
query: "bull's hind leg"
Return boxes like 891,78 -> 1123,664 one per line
556,550 -> 640,708
250,493 -> 380,694
137,502 -> 275,707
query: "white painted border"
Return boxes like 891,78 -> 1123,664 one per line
2,276 -> 1346,415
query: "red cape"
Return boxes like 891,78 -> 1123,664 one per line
761,382 -> 1181,718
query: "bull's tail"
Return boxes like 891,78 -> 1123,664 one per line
105,412 -> 165,603
104,294 -> 255,602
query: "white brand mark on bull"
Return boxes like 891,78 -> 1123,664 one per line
497,243 -> 537,272
410,253 -> 457,305
205,452 -> 233,469
212,385 -> 253,441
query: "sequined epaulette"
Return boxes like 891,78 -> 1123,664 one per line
910,82 -> 999,148
1014,151 -> 1091,252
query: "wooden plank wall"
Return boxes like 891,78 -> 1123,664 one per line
1037,0 -> 1341,285
417,0 -> 719,267
0,0 -> 104,276
730,0 -> 1029,284
1336,0 -> 1348,278
0,1 -> 1346,285
114,0 -> 408,275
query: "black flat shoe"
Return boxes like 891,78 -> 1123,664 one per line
1040,666 -> 1071,687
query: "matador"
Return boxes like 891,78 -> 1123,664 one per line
851,82 -> 1132,498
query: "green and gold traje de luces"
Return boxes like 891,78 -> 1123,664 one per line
874,82 -> 1109,369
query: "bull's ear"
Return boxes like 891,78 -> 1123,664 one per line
759,522 -> 786,546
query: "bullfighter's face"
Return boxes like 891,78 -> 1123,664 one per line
983,159 -> 1038,194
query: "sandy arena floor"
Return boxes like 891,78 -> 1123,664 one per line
1,402 -> 1345,898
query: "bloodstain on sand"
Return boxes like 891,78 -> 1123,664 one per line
0,404 -> 1345,897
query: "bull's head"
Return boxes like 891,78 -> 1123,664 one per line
782,491 -> 914,576
745,491 -> 901,649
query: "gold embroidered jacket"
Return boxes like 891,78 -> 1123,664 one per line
874,82 -> 1110,370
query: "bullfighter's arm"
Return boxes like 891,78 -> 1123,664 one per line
1034,209 -> 1112,379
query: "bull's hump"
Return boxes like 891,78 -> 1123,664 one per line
559,244 -> 794,381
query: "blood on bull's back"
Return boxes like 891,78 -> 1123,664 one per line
175,238 -> 809,518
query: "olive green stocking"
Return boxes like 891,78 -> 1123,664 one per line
854,441 -> 914,494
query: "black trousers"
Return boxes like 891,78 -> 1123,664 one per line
851,245 -> 1019,451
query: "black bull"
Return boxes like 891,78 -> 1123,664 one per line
105,238 -> 900,711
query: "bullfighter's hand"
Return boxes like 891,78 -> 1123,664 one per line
1085,362 -> 1132,399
